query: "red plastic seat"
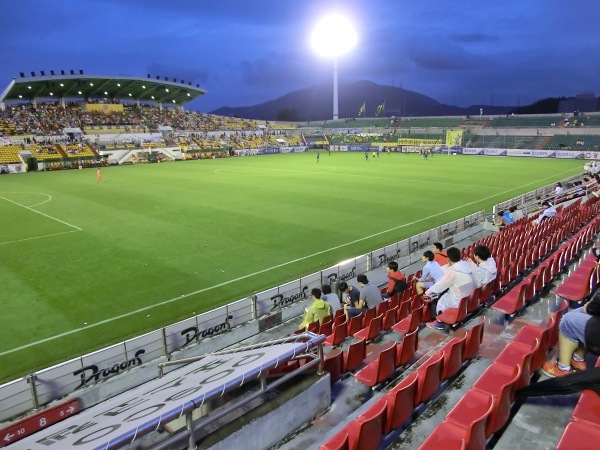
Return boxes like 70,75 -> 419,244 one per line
354,314 -> 383,341
362,307 -> 377,328
437,295 -> 469,326
351,400 -> 387,450
334,314 -> 346,327
307,320 -> 320,333
495,339 -> 537,390
323,350 -> 344,384
344,338 -> 367,372
467,287 -> 482,313
547,300 -> 569,349
319,320 -> 333,336
395,328 -> 419,366
480,281 -> 494,305
382,306 -> 399,331
415,351 -> 444,404
491,281 -> 528,315
462,316 -> 485,361
384,372 -> 419,432
324,322 -> 348,347
572,389 -> 600,426
441,335 -> 466,381
353,343 -> 396,387
334,308 -> 346,320
443,391 -> 495,450
347,313 -> 364,336
513,317 -> 554,371
471,363 -> 521,435
555,264 -> 596,303
396,300 -> 411,322
392,304 -> 423,335
556,420 -> 600,450
376,300 -> 389,317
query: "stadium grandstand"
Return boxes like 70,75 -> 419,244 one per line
3,72 -> 600,450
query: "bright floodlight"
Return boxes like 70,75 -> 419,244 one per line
311,15 -> 357,57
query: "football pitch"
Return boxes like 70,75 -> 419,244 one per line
0,152 -> 583,382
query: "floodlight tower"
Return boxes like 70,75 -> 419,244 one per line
311,15 -> 357,120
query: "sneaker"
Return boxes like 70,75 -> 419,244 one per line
571,356 -> 586,371
542,360 -> 572,378
593,191 -> 599,198
426,320 -> 445,330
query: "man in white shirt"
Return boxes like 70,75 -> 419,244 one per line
466,245 -> 498,288
424,247 -> 476,330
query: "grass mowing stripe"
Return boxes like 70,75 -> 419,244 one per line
0,166 -> 579,357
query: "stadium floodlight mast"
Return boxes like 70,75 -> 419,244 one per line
311,14 -> 357,120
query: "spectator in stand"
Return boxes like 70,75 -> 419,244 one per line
466,245 -> 498,288
298,288 -> 331,330
533,201 -> 557,225
495,210 -> 514,228
424,247 -> 476,330
343,275 -> 382,319
321,283 -> 341,315
338,280 -> 360,313
382,261 -> 407,298
432,242 -> 449,267
416,251 -> 444,295
554,182 -> 565,202
509,205 -> 525,221
542,289 -> 600,377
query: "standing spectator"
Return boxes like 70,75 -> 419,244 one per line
424,247 -> 476,330
466,245 -> 498,288
298,288 -> 331,330
416,250 -> 444,295
432,242 -> 449,266
321,284 -> 341,315
382,261 -> 407,298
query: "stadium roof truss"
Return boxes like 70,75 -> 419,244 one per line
0,75 -> 207,106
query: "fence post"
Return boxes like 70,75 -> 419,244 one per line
26,374 -> 40,411
251,295 -> 257,320
161,327 -> 170,361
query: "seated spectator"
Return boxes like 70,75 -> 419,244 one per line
321,283 -> 341,315
466,245 -> 498,288
382,261 -> 407,298
432,242 -> 449,266
338,280 -> 360,312
509,205 -> 525,221
343,274 -> 382,319
495,210 -> 514,228
533,201 -> 557,225
415,251 -> 444,295
542,289 -> 600,377
424,247 -> 476,330
298,288 -> 331,330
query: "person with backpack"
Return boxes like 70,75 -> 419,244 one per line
383,261 -> 407,298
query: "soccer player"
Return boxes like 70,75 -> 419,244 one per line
365,151 -> 369,161
316,152 -> 320,163
97,168 -> 102,184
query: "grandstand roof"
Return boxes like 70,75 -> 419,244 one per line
0,74 -> 206,105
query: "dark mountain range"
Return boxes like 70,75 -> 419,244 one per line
210,80 -> 513,121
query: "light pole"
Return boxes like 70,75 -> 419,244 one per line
311,14 -> 357,120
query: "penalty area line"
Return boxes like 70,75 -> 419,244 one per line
0,167 -> 581,356
0,195 -> 82,231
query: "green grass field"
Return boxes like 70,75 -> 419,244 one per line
0,152 -> 583,382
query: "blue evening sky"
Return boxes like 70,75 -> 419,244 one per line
0,0 -> 598,112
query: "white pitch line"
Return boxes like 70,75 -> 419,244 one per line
0,167 -> 581,356
0,195 -> 82,231
0,229 -> 81,246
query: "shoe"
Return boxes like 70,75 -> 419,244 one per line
593,191 -> 599,198
542,360 -> 572,378
571,356 -> 586,371
426,320 -> 445,330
